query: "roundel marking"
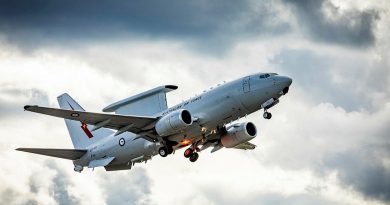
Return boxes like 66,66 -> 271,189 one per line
119,138 -> 125,146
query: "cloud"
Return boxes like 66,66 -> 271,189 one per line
1,36 -> 389,205
284,0 -> 379,47
201,191 -> 337,205
0,0 -> 289,52
46,161 -> 81,205
323,143 -> 390,202
255,95 -> 390,203
0,85 -> 49,120
98,168 -> 155,205
271,47 -> 390,111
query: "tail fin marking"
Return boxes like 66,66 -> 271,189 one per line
57,93 -> 113,149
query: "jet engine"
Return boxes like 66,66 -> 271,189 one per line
221,122 -> 257,148
155,109 -> 193,136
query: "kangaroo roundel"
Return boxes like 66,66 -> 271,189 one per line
119,138 -> 125,146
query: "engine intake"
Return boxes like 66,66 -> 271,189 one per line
155,109 -> 193,136
221,122 -> 257,148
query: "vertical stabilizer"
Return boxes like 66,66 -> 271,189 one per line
57,93 -> 113,149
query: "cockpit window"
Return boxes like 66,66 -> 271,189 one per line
259,73 -> 271,79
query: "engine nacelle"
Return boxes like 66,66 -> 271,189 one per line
155,109 -> 193,136
221,122 -> 257,148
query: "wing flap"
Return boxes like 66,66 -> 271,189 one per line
16,148 -> 87,160
24,105 -> 157,134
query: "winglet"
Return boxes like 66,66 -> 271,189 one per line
23,105 -> 38,112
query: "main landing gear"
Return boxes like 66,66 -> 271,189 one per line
158,145 -> 174,157
263,110 -> 272,119
184,147 -> 200,162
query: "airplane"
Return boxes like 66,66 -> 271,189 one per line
17,73 -> 292,172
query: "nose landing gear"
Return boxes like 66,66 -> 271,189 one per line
261,98 -> 278,120
263,110 -> 272,119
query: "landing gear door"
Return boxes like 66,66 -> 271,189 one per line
243,76 -> 251,93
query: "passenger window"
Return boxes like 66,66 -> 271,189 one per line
259,75 -> 265,79
265,74 -> 270,78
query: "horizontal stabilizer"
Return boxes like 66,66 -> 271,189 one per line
16,148 -> 87,160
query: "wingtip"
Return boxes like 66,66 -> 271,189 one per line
57,93 -> 70,99
165,85 -> 178,90
24,105 -> 37,111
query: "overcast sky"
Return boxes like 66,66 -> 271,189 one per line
0,0 -> 389,205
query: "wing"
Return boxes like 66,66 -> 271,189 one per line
24,105 -> 157,134
16,148 -> 87,160
233,141 -> 257,150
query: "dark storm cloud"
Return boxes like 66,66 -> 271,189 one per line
284,0 -> 379,47
0,0 -> 289,50
272,49 -> 365,111
272,48 -> 390,111
271,47 -> 390,203
323,142 -> 390,202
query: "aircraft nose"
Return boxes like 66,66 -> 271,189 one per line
275,76 -> 293,86
273,76 -> 292,95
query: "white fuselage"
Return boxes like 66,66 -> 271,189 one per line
74,73 -> 292,167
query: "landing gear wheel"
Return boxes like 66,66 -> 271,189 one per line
159,147 -> 168,157
263,112 -> 272,119
184,148 -> 193,158
167,146 -> 174,155
189,152 -> 199,162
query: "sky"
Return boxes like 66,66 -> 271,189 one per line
0,0 -> 389,205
